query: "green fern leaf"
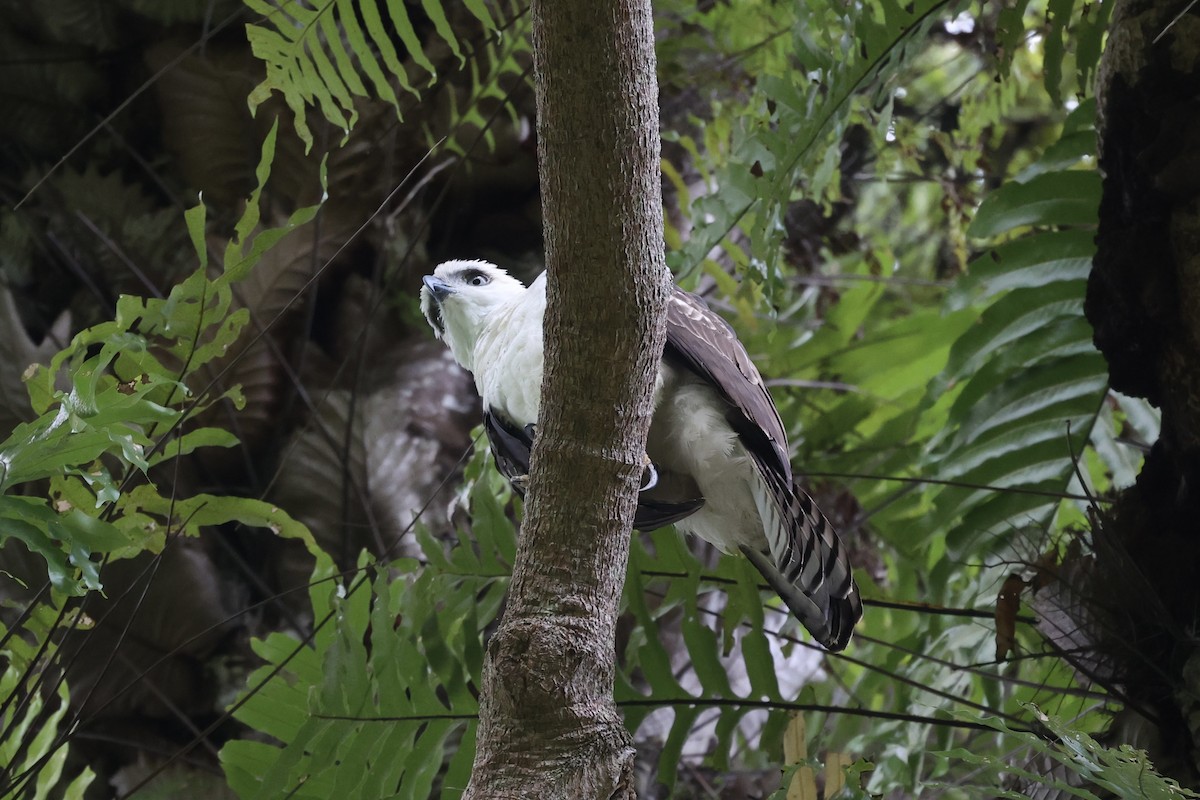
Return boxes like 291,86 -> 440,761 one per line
221,519 -> 504,799
621,566 -> 685,698
680,607 -> 736,698
420,0 -> 462,61
384,0 -> 437,78
921,125 -> 1111,561
243,0 -> 518,151
0,603 -> 97,799
339,0 -> 405,102
658,704 -> 701,793
967,170 -> 1101,239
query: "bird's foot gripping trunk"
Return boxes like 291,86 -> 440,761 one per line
482,411 -> 704,530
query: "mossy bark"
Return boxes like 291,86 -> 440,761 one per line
1086,0 -> 1200,782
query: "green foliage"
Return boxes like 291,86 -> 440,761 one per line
619,531 -> 797,791
0,121 -> 322,595
423,7 -> 532,158
0,601 -> 95,799
1,95 -> 333,800
227,440 -> 833,796
646,3 -> 1135,793
244,0 -> 528,152
0,0 -> 1161,795
804,103 -> 1121,796
925,100 -> 1105,564
940,706 -> 1200,798
220,448 -> 514,799
195,0 -> 1145,794
661,0 -> 964,294
990,0 -> 1111,107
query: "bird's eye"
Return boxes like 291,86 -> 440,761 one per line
468,274 -> 490,287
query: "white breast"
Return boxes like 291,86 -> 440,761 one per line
473,274 -> 547,426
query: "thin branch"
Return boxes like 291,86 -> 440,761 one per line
1153,0 -> 1199,43
863,597 -> 1036,625
807,470 -> 1113,504
315,698 -> 1034,735
638,569 -> 1031,623
852,633 -> 1109,701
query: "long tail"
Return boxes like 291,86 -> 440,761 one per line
744,477 -> 862,651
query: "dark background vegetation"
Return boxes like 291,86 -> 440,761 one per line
0,0 -> 1196,797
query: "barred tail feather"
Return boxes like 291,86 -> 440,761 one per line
745,472 -> 862,651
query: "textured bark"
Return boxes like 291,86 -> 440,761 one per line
1084,0 -> 1200,783
460,0 -> 668,798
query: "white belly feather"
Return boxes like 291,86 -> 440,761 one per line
647,365 -> 766,555
472,278 -> 765,557
473,273 -> 668,428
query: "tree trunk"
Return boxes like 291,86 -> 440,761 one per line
1085,0 -> 1200,783
461,0 -> 668,797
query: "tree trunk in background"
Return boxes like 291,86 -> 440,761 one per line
461,0 -> 669,797
1085,0 -> 1200,783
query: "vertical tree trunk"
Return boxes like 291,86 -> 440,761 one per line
1085,0 -> 1200,784
461,0 -> 668,797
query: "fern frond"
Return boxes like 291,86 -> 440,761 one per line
939,705 -> 1200,799
220,557 -> 501,799
924,102 -> 1108,558
0,603 -> 96,799
426,9 -> 532,158
244,0 -> 509,151
618,529 -> 833,792
223,443 -> 515,799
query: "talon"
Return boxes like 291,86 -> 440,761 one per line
524,423 -> 538,440
640,454 -> 658,492
511,474 -> 529,490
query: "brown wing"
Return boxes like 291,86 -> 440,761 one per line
664,288 -> 792,482
666,288 -> 862,650
482,411 -> 533,488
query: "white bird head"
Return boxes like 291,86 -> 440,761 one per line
420,259 -> 528,370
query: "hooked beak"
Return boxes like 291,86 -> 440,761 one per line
422,275 -> 454,303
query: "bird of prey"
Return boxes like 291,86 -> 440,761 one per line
421,259 -> 862,651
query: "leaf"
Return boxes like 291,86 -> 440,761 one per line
967,170 -> 1101,239
419,0 -> 462,62
0,602 -> 96,799
243,0 -> 512,150
947,230 -> 1095,311
222,501 -> 503,798
939,707 -> 1200,799
680,608 -> 735,698
658,705 -> 701,793
942,282 -> 1089,384
732,560 -> 782,699
1043,0 -> 1074,105
137,491 -> 328,561
145,426 -> 239,467
994,573 -> 1025,661
621,568 -> 684,697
